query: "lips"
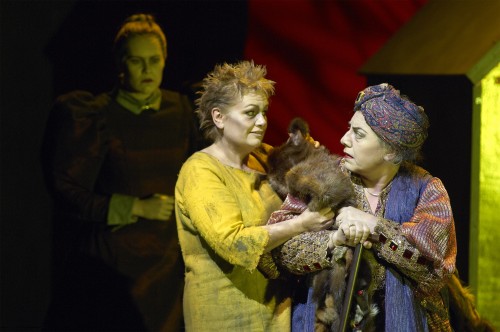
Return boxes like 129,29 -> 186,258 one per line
343,150 -> 353,159
142,78 -> 154,83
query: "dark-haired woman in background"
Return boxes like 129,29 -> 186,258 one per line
42,14 -> 201,331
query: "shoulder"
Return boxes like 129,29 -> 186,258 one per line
399,163 -> 433,182
399,164 -> 450,196
160,89 -> 189,104
160,88 -> 193,113
181,152 -> 219,173
160,88 -> 181,99
247,143 -> 274,173
54,90 -> 111,119
177,152 -> 223,189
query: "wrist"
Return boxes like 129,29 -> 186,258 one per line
328,231 -> 339,249
131,197 -> 142,217
289,214 -> 307,234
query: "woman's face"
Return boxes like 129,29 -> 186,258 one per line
218,92 -> 268,153
121,34 -> 165,99
340,111 -> 389,176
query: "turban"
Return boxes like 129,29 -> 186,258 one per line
354,83 -> 429,150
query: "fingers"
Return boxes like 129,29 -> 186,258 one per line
316,207 -> 335,222
353,224 -> 370,244
154,193 -> 167,199
338,221 -> 370,246
154,194 -> 175,203
324,210 -> 335,220
335,207 -> 373,245
324,218 -> 335,229
151,194 -> 175,220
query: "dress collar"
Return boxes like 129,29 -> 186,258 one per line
114,88 -> 161,114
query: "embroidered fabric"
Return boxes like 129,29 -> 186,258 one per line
257,194 -> 334,278
274,230 -> 333,275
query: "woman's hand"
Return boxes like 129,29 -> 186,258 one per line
296,207 -> 335,232
335,206 -> 377,246
264,207 -> 334,251
328,229 -> 373,249
132,194 -> 175,221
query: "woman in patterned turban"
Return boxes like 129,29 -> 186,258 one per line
336,83 -> 456,331
287,83 -> 457,331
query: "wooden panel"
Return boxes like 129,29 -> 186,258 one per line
360,0 -> 500,76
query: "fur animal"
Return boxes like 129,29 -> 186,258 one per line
267,117 -> 355,213
265,118 -> 375,331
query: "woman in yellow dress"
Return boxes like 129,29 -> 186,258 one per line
175,61 -> 335,331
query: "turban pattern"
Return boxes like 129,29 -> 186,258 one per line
354,83 -> 429,150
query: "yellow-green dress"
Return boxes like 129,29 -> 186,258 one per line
175,150 -> 290,331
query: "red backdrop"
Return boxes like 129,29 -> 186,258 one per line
244,0 -> 427,154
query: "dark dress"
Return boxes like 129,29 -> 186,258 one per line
41,89 -> 201,331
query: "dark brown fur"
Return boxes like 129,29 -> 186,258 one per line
267,117 -> 355,213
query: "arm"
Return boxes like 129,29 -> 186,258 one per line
46,91 -> 111,224
176,156 -> 333,271
263,207 -> 334,251
46,92 -> 174,226
372,177 -> 456,292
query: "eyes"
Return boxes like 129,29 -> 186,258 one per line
353,128 -> 365,139
346,125 -> 365,140
126,56 -> 163,67
245,108 -> 268,118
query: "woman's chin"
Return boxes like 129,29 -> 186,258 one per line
343,158 -> 357,172
248,138 -> 264,147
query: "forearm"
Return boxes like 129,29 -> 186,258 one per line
272,229 -> 335,275
48,98 -> 110,224
374,177 -> 457,293
372,217 -> 446,292
54,173 -> 110,223
263,217 -> 307,251
263,206 -> 334,251
108,194 -> 138,226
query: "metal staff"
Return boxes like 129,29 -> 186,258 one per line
340,243 -> 364,332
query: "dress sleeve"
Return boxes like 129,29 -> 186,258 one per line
177,157 -> 270,271
45,91 -> 111,224
372,177 -> 457,293
108,194 -> 138,226
265,195 -> 335,276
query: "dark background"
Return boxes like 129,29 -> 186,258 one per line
1,0 -> 474,329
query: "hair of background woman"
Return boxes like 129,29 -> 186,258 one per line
113,13 -> 168,68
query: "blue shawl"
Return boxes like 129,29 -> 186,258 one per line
384,166 -> 430,332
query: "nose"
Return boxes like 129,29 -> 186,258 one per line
143,61 -> 150,73
340,130 -> 350,147
255,113 -> 267,127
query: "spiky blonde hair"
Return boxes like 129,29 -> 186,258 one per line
195,60 -> 275,142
